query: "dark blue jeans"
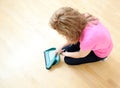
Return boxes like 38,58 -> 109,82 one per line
62,42 -> 105,65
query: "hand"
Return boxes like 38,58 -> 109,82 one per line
55,48 -> 65,55
61,52 -> 70,57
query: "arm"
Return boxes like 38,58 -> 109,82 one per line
56,41 -> 72,54
62,49 -> 91,58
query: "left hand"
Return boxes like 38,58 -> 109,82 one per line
61,52 -> 70,57
61,50 -> 91,58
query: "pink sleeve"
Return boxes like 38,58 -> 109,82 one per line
80,39 -> 96,51
79,25 -> 97,51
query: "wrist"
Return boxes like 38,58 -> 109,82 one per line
62,52 -> 71,57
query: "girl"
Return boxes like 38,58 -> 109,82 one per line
49,7 -> 113,65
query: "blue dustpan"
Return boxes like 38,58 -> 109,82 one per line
44,47 -> 60,69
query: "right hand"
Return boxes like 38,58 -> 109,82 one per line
55,48 -> 65,55
55,41 -> 70,55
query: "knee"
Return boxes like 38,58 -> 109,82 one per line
64,57 -> 75,65
64,58 -> 71,65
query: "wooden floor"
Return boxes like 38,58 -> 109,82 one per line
0,0 -> 120,88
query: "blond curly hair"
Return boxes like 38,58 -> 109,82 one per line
49,7 -> 96,43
